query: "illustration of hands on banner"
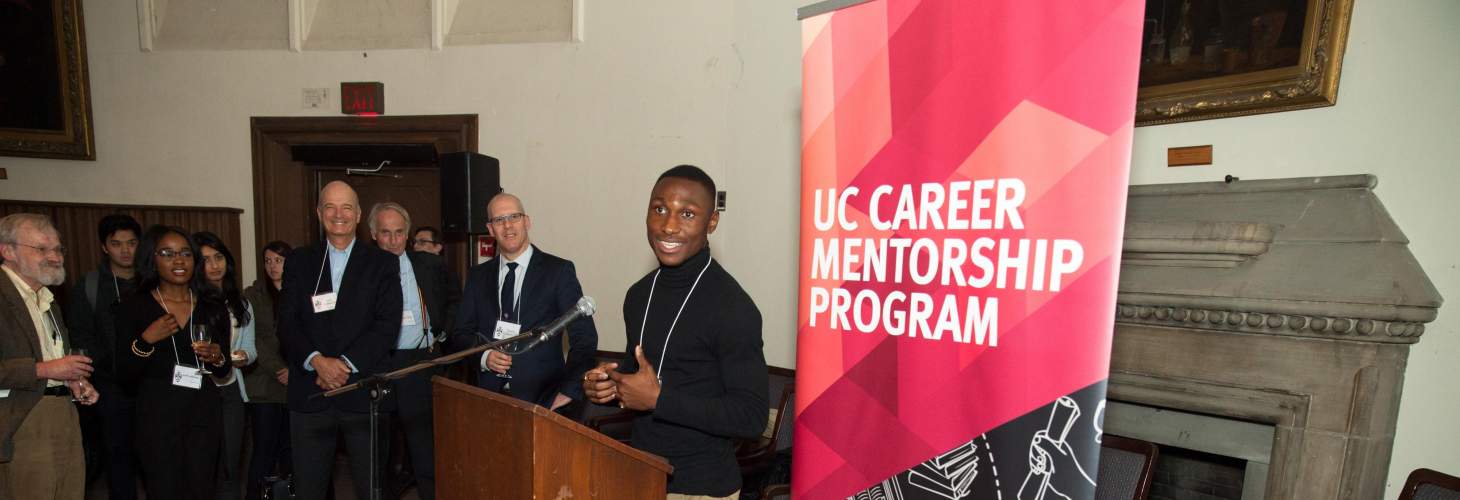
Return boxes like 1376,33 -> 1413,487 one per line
1018,397 -> 1095,500
847,383 -> 1109,500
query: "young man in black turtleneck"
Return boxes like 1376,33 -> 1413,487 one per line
584,164 -> 769,499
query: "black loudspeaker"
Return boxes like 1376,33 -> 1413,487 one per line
439,152 -> 501,233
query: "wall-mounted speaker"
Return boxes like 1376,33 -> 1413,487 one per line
439,152 -> 501,234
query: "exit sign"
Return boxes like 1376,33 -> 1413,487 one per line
341,82 -> 384,115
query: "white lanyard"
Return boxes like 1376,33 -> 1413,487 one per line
43,309 -> 62,346
312,250 -> 330,295
637,256 -> 712,384
153,289 -> 199,367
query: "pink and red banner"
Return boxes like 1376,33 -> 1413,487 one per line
794,0 -> 1144,498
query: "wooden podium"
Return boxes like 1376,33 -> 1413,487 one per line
432,377 -> 673,499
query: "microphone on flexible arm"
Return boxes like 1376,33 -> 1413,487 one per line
508,296 -> 596,353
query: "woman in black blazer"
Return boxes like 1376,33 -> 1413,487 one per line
116,225 -> 232,500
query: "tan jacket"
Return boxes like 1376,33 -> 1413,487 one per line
0,276 -> 69,462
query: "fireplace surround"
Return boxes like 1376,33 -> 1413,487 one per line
1104,175 -> 1442,499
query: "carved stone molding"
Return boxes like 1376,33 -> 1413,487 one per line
1118,175 -> 1442,344
1115,303 -> 1425,344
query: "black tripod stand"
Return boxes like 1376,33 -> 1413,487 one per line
310,296 -> 591,500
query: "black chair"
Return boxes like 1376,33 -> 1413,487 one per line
1094,434 -> 1158,500
761,483 -> 790,499
737,366 -> 795,475
1399,468 -> 1460,500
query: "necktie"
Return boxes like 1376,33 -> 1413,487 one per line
500,262 -> 518,322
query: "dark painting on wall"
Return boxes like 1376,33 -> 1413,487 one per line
1135,0 -> 1354,126
0,0 -> 95,160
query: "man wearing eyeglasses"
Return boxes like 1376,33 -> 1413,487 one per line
410,227 -> 444,256
449,193 -> 597,417
409,226 -> 460,332
0,213 -> 100,500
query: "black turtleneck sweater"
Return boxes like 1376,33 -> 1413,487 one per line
620,247 -> 769,496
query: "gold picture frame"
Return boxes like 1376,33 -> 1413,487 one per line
0,0 -> 96,160
1135,0 -> 1354,126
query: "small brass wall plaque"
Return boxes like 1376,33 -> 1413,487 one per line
1168,145 -> 1213,167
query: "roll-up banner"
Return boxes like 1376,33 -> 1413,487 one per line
794,0 -> 1144,498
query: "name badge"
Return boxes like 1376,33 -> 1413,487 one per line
172,365 -> 203,389
493,320 -> 521,340
402,310 -> 417,326
312,292 -> 338,313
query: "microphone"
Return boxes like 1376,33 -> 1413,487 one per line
523,296 -> 597,346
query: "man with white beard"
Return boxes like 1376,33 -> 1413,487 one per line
0,213 -> 100,500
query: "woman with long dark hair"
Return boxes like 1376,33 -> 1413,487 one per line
242,240 -> 292,500
194,231 -> 255,500
116,225 -> 231,500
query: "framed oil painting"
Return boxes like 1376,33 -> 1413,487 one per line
0,0 -> 95,160
1135,0 -> 1354,126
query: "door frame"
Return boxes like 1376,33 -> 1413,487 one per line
249,114 -> 477,273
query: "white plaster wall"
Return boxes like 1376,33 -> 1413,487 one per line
0,0 -> 805,371
0,1 -> 1452,496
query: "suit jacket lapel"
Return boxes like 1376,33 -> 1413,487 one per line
335,240 -> 367,307
313,245 -> 335,296
0,273 -> 41,359
485,256 -> 502,320
520,247 -> 549,326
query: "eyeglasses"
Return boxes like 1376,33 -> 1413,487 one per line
14,243 -> 66,257
488,213 -> 527,227
264,257 -> 285,265
156,248 -> 194,259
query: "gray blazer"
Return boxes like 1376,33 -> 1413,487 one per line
0,275 -> 70,462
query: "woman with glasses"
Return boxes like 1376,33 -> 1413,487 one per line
241,240 -> 292,500
116,225 -> 232,500
194,231 -> 255,500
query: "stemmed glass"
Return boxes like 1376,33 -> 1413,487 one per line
190,324 -> 211,374
67,347 -> 89,402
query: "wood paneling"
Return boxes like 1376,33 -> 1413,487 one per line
0,199 -> 242,293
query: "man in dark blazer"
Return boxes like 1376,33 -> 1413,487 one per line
278,181 -> 402,500
367,202 -> 450,500
449,193 -> 597,416
0,213 -> 99,500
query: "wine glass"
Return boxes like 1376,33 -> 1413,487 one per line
67,347 -> 89,402
190,323 -> 211,374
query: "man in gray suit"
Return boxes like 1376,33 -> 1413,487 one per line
0,213 -> 99,499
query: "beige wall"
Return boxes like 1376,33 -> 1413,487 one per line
0,1 -> 1453,497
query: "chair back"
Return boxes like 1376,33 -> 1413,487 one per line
1399,468 -> 1460,500
737,365 -> 796,475
1094,434 -> 1159,500
767,366 -> 796,452
762,483 -> 791,500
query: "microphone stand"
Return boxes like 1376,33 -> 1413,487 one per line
309,329 -> 555,500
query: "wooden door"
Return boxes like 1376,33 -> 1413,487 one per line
249,115 -> 478,280
315,168 -> 442,246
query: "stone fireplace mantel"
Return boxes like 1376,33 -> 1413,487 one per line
1107,175 -> 1442,499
